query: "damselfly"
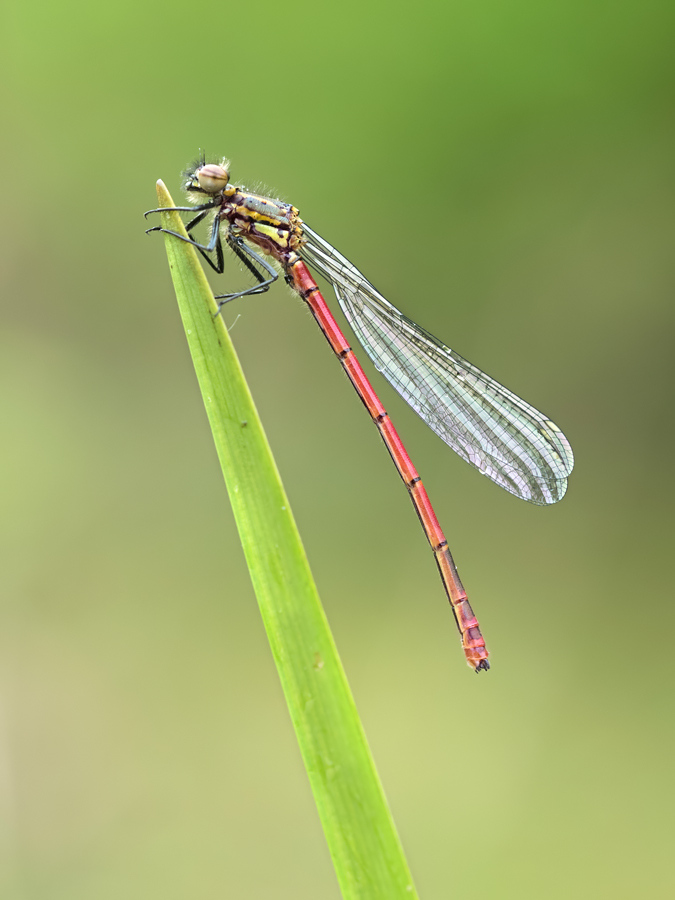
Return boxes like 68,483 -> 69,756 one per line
145,156 -> 574,671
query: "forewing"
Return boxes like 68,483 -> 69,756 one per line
301,224 -> 574,505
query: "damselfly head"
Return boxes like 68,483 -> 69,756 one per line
183,157 -> 231,195
197,163 -> 230,194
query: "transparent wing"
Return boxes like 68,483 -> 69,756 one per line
301,223 -> 574,505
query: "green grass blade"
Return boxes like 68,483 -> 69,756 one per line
154,181 -> 419,900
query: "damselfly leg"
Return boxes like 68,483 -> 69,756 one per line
145,204 -> 278,309
217,235 -> 278,307
145,205 -> 221,256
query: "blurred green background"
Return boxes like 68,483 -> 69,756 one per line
2,0 -> 674,897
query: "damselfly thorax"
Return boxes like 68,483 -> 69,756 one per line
218,187 -> 306,264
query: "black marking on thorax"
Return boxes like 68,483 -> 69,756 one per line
219,188 -> 303,266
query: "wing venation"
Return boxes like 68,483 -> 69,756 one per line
300,223 -> 574,505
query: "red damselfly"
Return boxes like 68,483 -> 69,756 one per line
145,156 -> 574,671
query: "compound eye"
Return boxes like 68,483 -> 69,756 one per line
197,164 -> 229,194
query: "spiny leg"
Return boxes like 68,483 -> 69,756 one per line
146,208 -> 277,311
147,205 -> 225,273
228,236 -> 267,284
143,201 -> 216,219
225,236 -> 273,294
214,234 -> 278,312
185,209 -> 224,274
145,207 -> 222,255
